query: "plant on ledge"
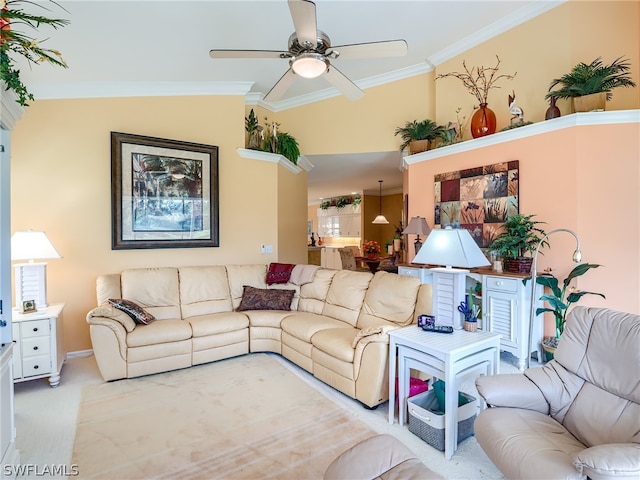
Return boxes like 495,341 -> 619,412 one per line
243,110 -> 301,165
545,56 -> 636,102
0,0 -> 69,106
394,119 -> 446,154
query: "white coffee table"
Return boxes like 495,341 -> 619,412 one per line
388,326 -> 501,459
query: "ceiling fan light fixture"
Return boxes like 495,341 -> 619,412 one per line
291,52 -> 328,79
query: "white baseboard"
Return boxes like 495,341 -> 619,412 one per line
66,349 -> 94,359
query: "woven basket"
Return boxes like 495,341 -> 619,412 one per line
463,321 -> 478,332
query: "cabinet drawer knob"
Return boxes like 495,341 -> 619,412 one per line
496,281 -> 503,286
34,365 -> 39,370
33,346 -> 39,351
33,327 -> 39,332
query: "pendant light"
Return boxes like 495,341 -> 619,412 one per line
372,180 -> 389,224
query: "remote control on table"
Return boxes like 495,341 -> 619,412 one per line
421,325 -> 454,334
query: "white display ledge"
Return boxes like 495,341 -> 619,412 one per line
403,109 -> 640,167
237,148 -> 312,174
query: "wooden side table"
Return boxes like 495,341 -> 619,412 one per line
12,303 -> 65,387
388,325 -> 501,459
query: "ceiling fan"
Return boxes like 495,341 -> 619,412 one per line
209,0 -> 407,102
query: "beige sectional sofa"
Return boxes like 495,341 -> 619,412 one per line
86,264 -> 431,408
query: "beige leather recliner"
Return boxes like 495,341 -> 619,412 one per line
475,306 -> 640,480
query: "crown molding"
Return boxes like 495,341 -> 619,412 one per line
403,110 -> 640,167
29,81 -> 255,100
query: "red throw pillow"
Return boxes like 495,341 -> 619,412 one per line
237,286 -> 295,311
266,262 -> 295,285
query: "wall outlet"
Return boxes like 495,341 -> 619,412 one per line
260,244 -> 273,254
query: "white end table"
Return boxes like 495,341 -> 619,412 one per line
388,326 -> 501,459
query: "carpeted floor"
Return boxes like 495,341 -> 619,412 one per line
71,354 -> 375,479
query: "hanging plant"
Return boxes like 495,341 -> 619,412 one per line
0,0 -> 69,106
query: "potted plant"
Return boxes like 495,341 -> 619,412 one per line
0,1 -> 69,106
243,114 -> 301,165
545,56 -> 637,112
394,119 -> 446,154
488,214 -> 548,274
524,264 -> 605,360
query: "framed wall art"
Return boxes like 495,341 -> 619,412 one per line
111,132 -> 219,249
434,160 -> 519,248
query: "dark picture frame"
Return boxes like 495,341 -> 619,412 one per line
111,132 -> 219,249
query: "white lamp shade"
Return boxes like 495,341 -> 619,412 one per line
413,227 -> 489,268
402,216 -> 431,236
372,214 -> 389,225
11,230 -> 62,261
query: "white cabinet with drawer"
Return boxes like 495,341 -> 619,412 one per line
398,266 -> 542,371
12,304 -> 65,387
482,275 -> 542,371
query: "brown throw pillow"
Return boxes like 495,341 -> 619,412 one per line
237,286 -> 295,311
108,299 -> 155,325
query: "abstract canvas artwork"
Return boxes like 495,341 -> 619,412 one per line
434,161 -> 519,247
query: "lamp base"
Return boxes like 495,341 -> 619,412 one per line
430,268 -> 468,330
414,237 -> 423,256
14,263 -> 49,309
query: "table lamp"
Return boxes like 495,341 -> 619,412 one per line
413,226 -> 489,329
11,230 -> 62,309
402,216 -> 431,255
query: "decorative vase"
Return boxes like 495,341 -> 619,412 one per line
545,97 -> 561,120
470,103 -> 497,138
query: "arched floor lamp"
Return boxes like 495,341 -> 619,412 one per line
527,228 -> 581,369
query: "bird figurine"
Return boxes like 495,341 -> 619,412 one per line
508,90 -> 524,125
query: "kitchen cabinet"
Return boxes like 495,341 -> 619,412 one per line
321,247 -> 343,269
317,206 -> 361,238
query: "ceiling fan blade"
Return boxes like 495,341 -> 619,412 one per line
264,68 -> 298,103
329,40 -> 408,60
288,0 -> 317,47
324,65 -> 364,101
209,49 -> 287,59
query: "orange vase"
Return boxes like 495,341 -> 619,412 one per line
470,103 -> 497,138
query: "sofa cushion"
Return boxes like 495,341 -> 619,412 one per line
226,264 -> 268,309
311,327 -> 358,363
298,269 -> 338,314
126,319 -> 192,348
281,312 -> 353,343
108,298 -> 156,325
121,268 -> 181,320
178,266 -> 233,317
237,286 -> 295,311
322,270 -> 372,326
187,312 -> 250,337
266,262 -> 295,285
357,271 -> 422,330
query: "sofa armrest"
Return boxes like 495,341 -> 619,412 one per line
475,374 -> 549,414
573,443 -> 640,480
87,305 -> 136,332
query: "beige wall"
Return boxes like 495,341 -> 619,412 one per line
9,1 -> 639,352
11,96 -> 305,351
